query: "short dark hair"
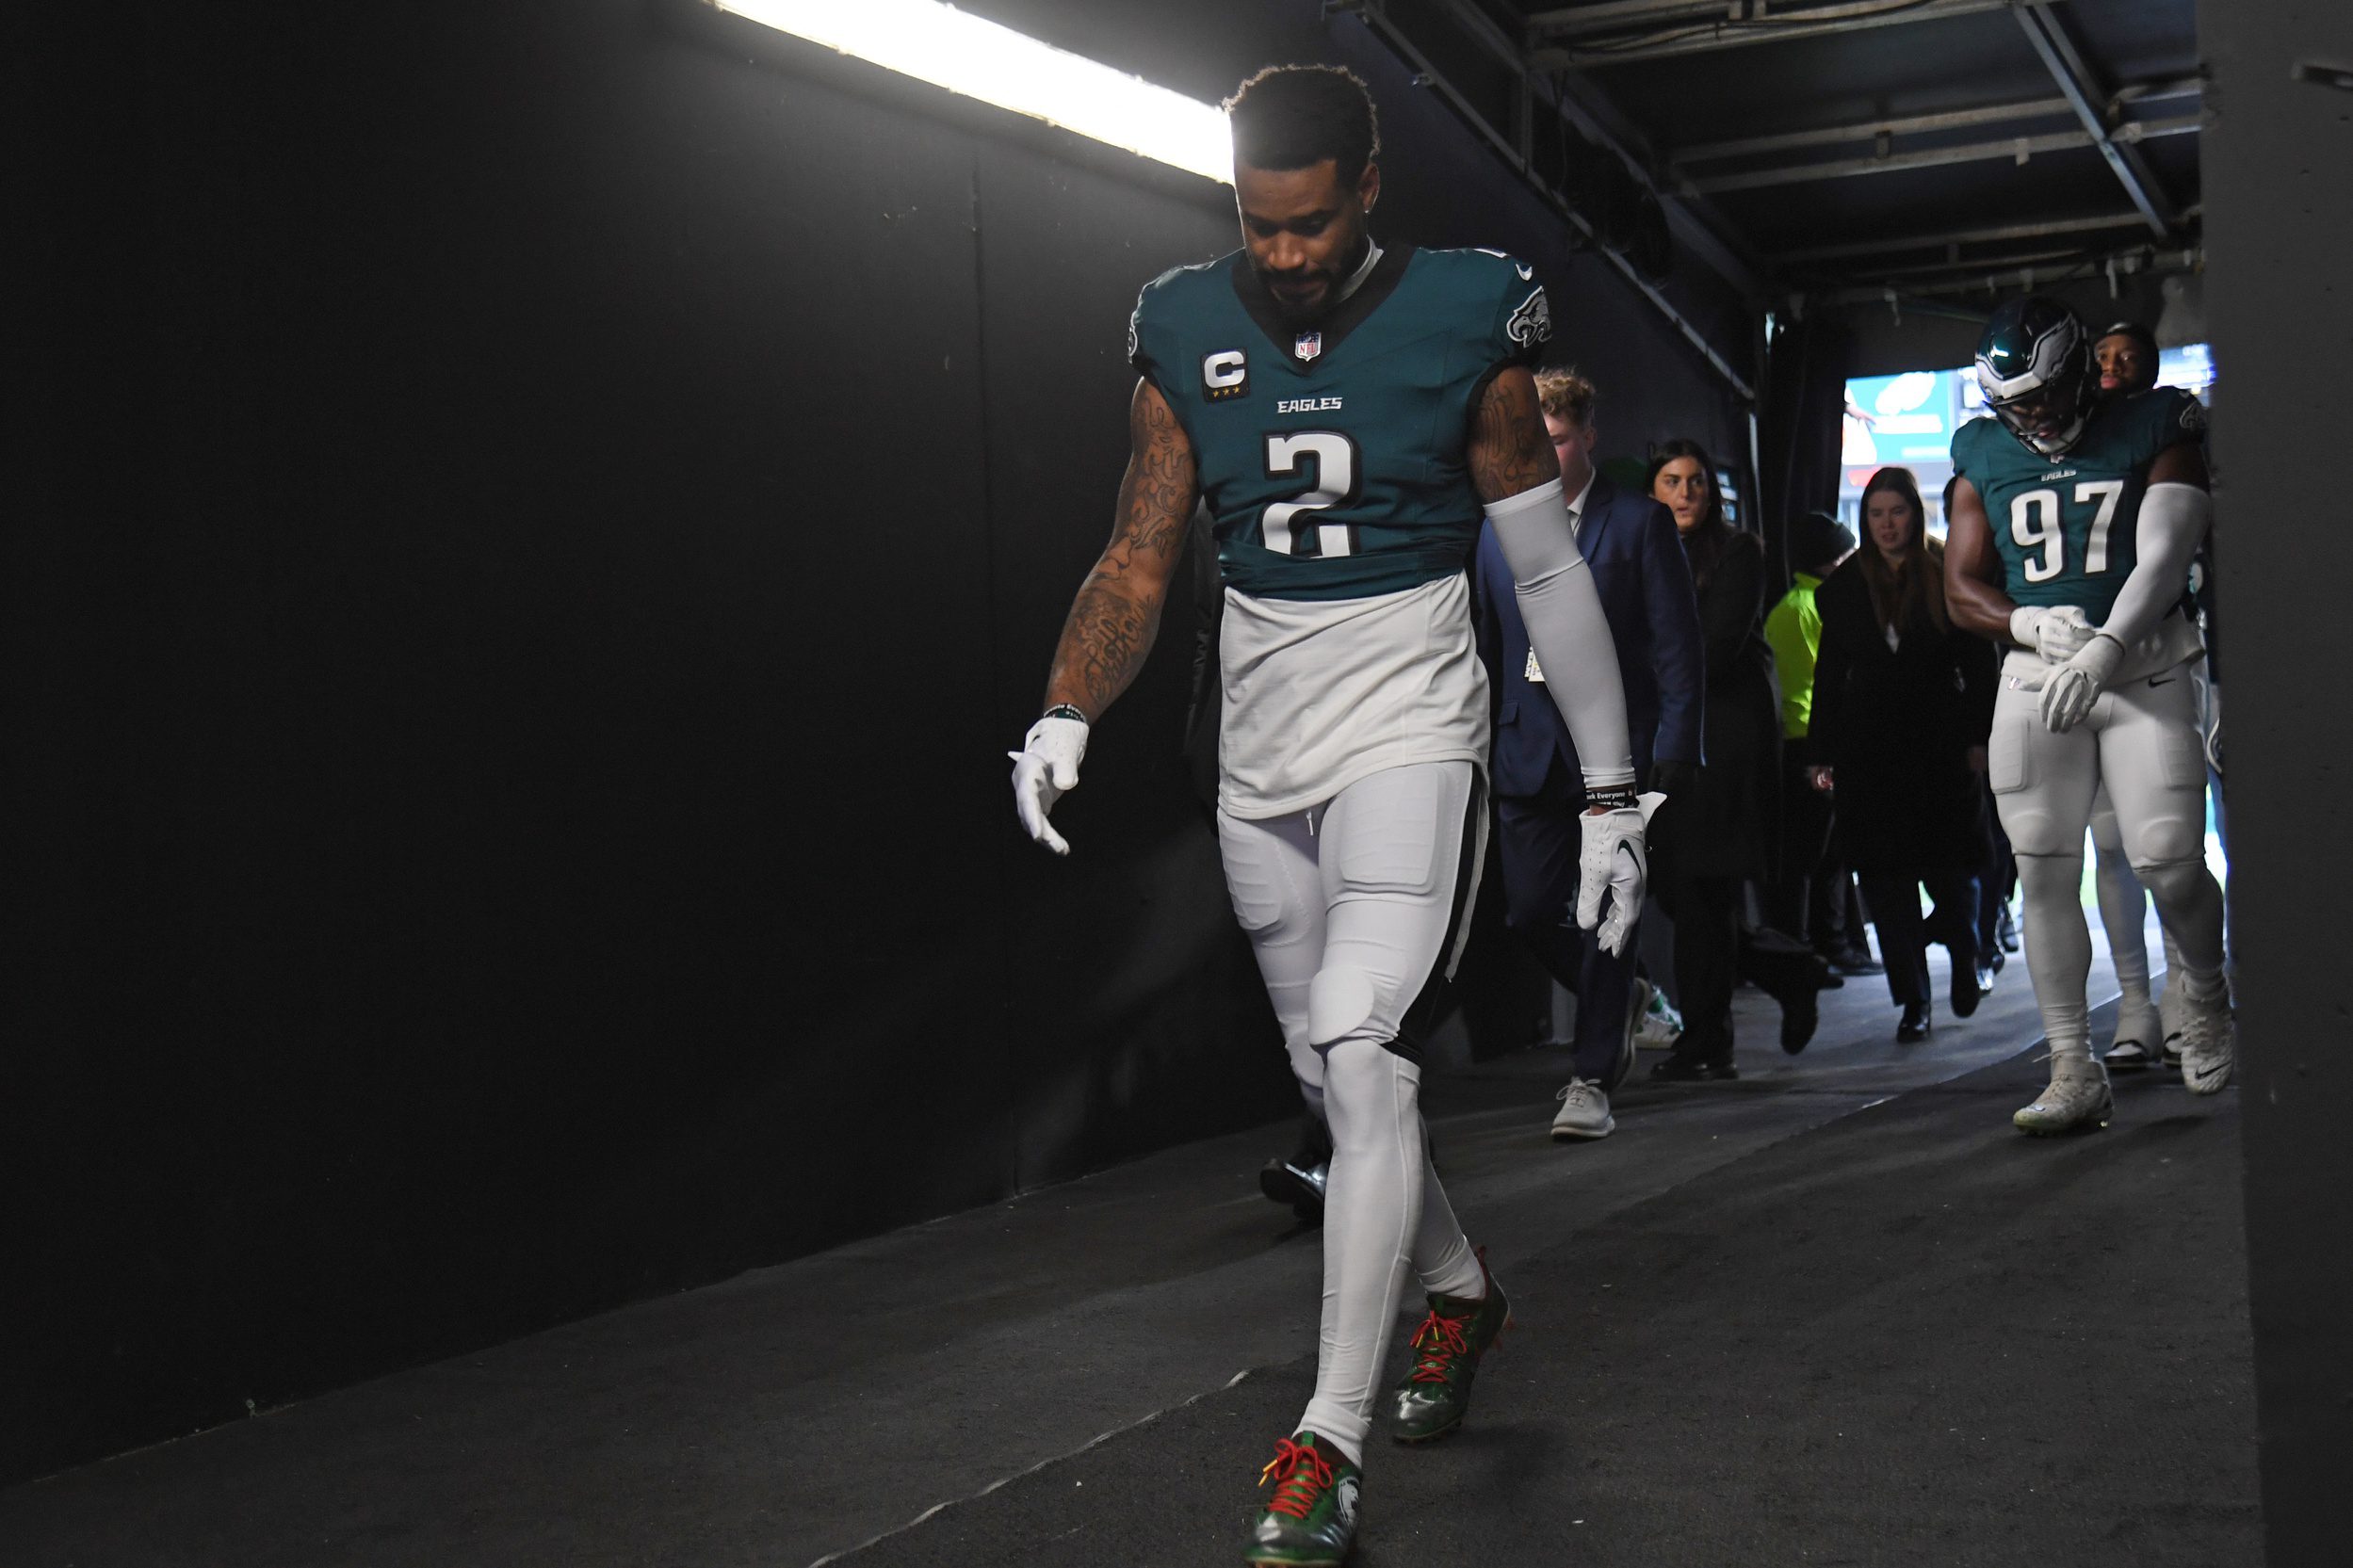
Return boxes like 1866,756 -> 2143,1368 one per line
2095,319 -> 2160,361
1225,66 -> 1380,186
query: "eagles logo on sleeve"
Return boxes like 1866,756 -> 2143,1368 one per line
1506,285 -> 1552,349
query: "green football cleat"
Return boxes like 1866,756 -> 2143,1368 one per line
1388,1252 -> 1512,1444
1243,1431 -> 1361,1567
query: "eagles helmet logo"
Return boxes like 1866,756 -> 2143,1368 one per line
1506,285 -> 1552,348
1975,296 -> 2097,458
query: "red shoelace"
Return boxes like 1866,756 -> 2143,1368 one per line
1404,1308 -> 1473,1383
1258,1438 -> 1338,1520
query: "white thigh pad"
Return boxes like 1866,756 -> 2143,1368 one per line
1988,682 -> 2100,857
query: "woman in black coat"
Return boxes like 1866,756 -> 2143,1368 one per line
1808,466 -> 1999,1042
1645,440 -> 1787,1080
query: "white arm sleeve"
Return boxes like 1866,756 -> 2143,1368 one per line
2099,480 -> 2211,649
1484,477 -> 1636,791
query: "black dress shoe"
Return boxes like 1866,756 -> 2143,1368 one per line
1781,991 -> 1818,1055
1650,1051 -> 1740,1082
1896,1003 -> 1931,1043
1259,1114 -> 1332,1223
1951,961 -> 1987,1019
1988,946 -> 2006,976
1996,905 -> 2020,954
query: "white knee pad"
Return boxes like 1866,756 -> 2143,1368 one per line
2123,816 -> 2206,869
1308,963 -> 1382,1050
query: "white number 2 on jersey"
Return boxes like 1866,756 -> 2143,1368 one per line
2009,480 -> 2126,582
1262,431 -> 1357,558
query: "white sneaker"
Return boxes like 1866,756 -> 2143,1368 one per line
2101,1002 -> 2166,1073
1633,988 -> 1683,1050
2013,1055 -> 2113,1135
1550,1077 -> 1615,1140
2177,988 -> 2237,1095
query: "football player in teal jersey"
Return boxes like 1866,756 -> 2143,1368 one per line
1944,297 -> 2234,1136
1007,66 -> 1654,1565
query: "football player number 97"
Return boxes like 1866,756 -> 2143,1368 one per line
1262,430 -> 1358,558
2008,480 -> 2124,582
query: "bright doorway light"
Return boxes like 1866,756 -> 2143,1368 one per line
713,0 -> 1232,185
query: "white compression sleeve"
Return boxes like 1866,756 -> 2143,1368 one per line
1484,477 -> 1636,790
2099,481 -> 2211,648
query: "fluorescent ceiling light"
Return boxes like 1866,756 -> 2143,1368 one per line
713,0 -> 1232,185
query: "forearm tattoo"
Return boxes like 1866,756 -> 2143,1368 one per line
1043,382 -> 1199,719
1468,366 -> 1562,504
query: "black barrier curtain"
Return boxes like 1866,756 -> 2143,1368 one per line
1758,314 -> 1854,583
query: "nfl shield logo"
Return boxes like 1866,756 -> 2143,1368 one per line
1294,331 -> 1323,363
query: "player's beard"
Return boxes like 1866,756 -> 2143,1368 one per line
1258,229 -> 1371,328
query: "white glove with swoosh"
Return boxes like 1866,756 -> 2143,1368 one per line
2039,633 -> 2124,734
1576,791 -> 1665,959
1009,712 -> 1088,855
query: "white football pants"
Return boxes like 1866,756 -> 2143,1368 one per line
2087,787 -> 2160,1034
1989,666 -> 2227,1059
1216,759 -> 1489,1463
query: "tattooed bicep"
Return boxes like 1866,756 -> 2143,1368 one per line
1468,365 -> 1560,504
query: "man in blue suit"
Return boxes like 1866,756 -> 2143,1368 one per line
1471,368 -> 1704,1140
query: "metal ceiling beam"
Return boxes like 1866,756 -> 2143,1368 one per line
1808,243 -> 2203,304
1773,211 -> 2150,265
1532,0 -> 2001,34
1528,0 -> 2020,69
1335,1 -> 1756,398
2013,3 -> 2177,234
1371,0 -> 1770,301
1668,77 -> 2200,165
1686,114 -> 2199,193
1676,95 -> 2082,165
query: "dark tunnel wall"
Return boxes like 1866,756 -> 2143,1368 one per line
0,0 -> 1753,1479
2197,0 -> 2353,1558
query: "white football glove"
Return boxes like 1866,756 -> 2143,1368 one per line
1576,791 -> 1664,959
2009,604 -> 2097,664
1008,713 -> 1089,855
2039,633 -> 2124,734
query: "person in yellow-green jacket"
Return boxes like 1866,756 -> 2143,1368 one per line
1766,511 -> 1870,973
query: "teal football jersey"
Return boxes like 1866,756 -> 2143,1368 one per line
1951,386 -> 2208,622
1127,245 -> 1550,602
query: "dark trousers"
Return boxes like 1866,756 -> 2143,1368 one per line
1775,752 -> 1849,950
1658,871 -> 1741,1063
1972,780 -> 2016,955
1858,871 -> 1982,1010
1496,792 -> 1640,1083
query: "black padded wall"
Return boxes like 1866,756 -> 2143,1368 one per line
2,0 -> 1754,1479
2196,1 -> 2353,1559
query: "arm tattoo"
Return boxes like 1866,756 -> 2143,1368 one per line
1468,366 -> 1562,504
1042,381 -> 1199,719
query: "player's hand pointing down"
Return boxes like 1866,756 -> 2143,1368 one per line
1009,712 -> 1089,855
1576,791 -> 1664,958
